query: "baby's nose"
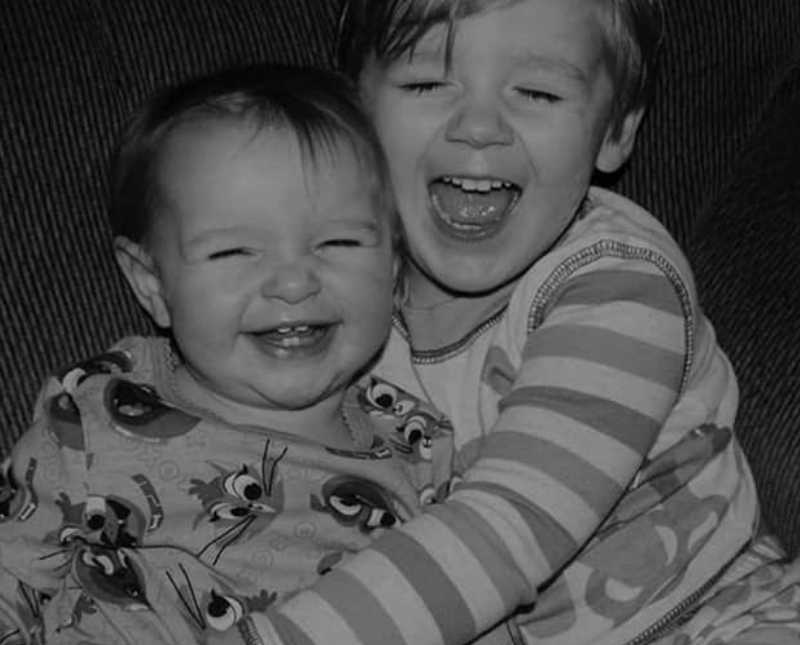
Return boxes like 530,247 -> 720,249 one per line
260,257 -> 321,304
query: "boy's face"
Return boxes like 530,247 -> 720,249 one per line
140,119 -> 395,411
361,0 -> 639,302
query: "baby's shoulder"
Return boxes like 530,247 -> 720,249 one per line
26,335 -> 200,456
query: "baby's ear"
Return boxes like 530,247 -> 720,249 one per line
595,107 -> 645,174
114,237 -> 171,328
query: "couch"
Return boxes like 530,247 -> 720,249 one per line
1,1 -> 799,557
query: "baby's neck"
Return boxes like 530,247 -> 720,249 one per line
171,366 -> 355,449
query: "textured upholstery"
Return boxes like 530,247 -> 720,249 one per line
1,1 -> 799,555
689,64 -> 800,556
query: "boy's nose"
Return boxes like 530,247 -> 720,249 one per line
445,99 -> 514,147
260,257 -> 322,304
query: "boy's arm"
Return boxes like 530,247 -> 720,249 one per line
244,257 -> 686,645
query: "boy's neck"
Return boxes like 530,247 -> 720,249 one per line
171,365 -> 355,449
401,270 -> 517,351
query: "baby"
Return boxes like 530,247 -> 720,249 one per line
0,64 -> 455,644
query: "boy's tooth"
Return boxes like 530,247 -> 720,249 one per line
460,178 -> 492,192
443,176 -> 512,192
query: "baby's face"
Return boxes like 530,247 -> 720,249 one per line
361,0 -> 635,304
147,118 -> 395,412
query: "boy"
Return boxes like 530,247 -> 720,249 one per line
0,64 -> 457,644
238,1 -> 800,644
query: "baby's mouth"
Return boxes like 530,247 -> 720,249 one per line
252,323 -> 334,354
428,175 -> 521,237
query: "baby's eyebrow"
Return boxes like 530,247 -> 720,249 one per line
185,226 -> 244,243
323,217 -> 382,232
181,226 -> 259,253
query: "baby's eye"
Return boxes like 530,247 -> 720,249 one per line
207,247 -> 251,261
515,87 -> 560,104
322,238 -> 363,248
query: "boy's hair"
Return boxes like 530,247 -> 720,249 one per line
110,64 -> 394,244
337,0 -> 664,139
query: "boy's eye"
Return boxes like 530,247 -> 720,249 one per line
400,81 -> 446,95
515,87 -> 560,104
207,248 -> 250,260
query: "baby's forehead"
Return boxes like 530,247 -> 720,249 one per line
154,118 -> 385,215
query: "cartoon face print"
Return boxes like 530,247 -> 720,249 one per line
158,555 -> 278,636
360,376 -> 449,462
45,351 -> 132,452
47,485 -> 159,551
106,379 -> 200,443
310,475 -> 402,533
189,439 -> 287,565
72,544 -> 149,612
37,543 -> 149,640
57,350 -> 133,393
203,588 -> 276,633
38,491 -> 157,624
47,392 -> 86,452
360,376 -> 420,419
0,457 -> 38,522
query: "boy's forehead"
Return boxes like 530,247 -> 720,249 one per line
393,0 -> 608,55
393,0 -> 609,76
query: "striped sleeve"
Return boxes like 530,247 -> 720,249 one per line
256,257 -> 689,645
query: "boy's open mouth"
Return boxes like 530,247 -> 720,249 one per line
429,175 -> 521,239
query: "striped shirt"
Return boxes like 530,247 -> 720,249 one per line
256,188 -> 758,645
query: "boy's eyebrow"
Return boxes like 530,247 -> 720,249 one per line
513,51 -> 590,84
401,46 -> 447,66
399,46 -> 591,85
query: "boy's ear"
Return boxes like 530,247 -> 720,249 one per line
595,107 -> 645,174
113,237 -> 171,328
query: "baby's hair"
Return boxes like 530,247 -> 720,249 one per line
110,64 -> 394,244
337,0 -> 664,139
